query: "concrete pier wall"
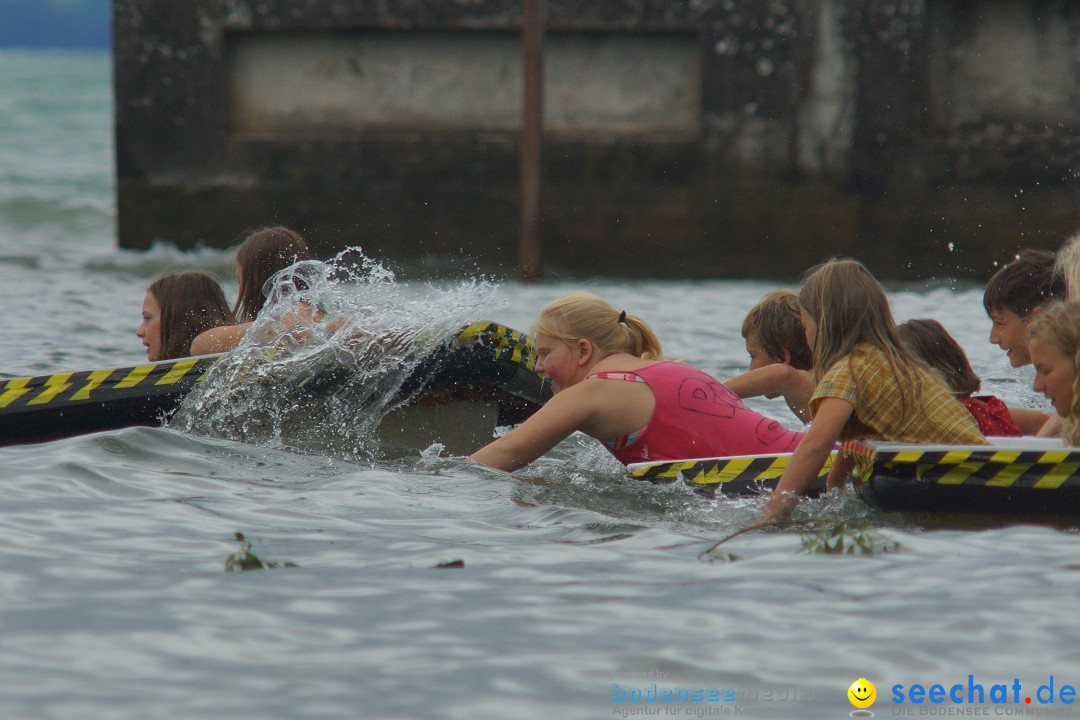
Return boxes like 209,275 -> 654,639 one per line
113,0 -> 1080,279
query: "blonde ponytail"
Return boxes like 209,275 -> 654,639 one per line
534,292 -> 663,360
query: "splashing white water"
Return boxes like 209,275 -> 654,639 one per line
171,247 -> 504,459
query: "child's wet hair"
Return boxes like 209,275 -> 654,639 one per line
983,249 -> 1066,318
1027,299 -> 1080,444
234,226 -> 311,322
741,290 -> 813,370
534,292 -> 663,360
149,271 -> 234,360
897,318 -> 981,398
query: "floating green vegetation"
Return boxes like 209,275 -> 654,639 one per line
798,520 -> 898,555
225,532 -> 299,572
700,519 -> 898,561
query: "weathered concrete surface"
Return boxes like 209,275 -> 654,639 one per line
114,0 -> 1080,279
227,32 -> 700,134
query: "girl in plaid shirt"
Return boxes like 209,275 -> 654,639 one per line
764,259 -> 985,520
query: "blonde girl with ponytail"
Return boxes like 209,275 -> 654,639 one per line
1028,300 -> 1080,446
470,292 -> 805,472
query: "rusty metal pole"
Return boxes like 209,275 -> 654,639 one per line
519,0 -> 544,281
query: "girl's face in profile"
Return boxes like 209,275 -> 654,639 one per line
1030,338 -> 1076,417
534,333 -> 586,393
137,290 -> 162,362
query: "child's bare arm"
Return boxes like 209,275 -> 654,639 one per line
825,452 -> 855,493
190,323 -> 252,356
1007,406 -> 1052,436
1037,413 -> 1064,438
725,365 -> 813,422
725,364 -> 791,399
469,385 -> 595,472
764,397 -> 853,520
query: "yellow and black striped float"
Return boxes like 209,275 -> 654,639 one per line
849,439 -> 1080,514
626,452 -> 833,496
0,357 -> 217,447
0,322 -> 548,447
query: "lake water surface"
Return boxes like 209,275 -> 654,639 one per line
1,50 -> 1078,720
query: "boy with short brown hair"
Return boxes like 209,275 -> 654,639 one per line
725,290 -> 815,423
983,249 -> 1066,367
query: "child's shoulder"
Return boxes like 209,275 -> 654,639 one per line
831,342 -> 884,370
826,343 -> 899,385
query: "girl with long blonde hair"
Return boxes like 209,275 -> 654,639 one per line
470,291 -> 805,472
764,259 -> 985,519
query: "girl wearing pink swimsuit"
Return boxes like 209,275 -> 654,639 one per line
587,362 -> 802,464
470,292 -> 803,472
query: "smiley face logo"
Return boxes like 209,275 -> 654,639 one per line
848,678 -> 876,708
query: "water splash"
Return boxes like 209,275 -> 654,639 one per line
170,247 -> 503,460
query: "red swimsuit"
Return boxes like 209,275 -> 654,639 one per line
587,361 -> 804,464
959,395 -> 1022,437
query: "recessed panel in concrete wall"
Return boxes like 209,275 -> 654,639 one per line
226,31 -> 700,135
928,1 -> 1080,126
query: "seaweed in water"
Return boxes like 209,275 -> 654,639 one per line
700,519 -> 899,560
798,520 -> 898,555
225,532 -> 298,572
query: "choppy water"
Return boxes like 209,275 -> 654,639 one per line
2,50 -> 1079,720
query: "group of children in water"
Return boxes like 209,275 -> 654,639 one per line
138,226 -> 1080,520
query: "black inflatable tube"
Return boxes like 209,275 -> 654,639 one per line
0,322 -> 549,447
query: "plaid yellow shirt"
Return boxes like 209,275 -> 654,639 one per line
809,343 -> 986,444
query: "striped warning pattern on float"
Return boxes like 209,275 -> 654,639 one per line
627,452 -> 834,489
848,442 -> 1080,489
456,322 -> 538,371
0,358 -> 214,410
0,323 -> 536,419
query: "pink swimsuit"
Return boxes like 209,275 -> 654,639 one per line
587,361 -> 804,464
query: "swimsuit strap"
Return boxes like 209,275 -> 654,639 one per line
604,429 -> 643,452
586,371 -> 647,383
587,370 -> 648,450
